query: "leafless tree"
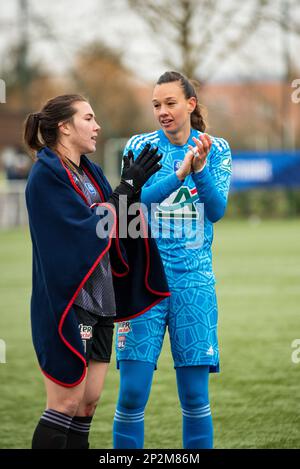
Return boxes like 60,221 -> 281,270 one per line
127,0 -> 299,81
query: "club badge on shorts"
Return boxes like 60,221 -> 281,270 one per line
118,321 -> 131,334
118,335 -> 126,350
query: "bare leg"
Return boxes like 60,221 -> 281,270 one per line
65,360 -> 110,449
44,374 -> 87,416
76,360 -> 109,417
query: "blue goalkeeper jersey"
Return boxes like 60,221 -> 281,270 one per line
123,128 -> 232,289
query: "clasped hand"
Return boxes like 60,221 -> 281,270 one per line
176,134 -> 212,181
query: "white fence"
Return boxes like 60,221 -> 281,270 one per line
0,181 -> 28,228
103,137 -> 128,189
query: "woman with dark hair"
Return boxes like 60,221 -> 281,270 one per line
113,71 -> 232,449
24,94 -> 169,449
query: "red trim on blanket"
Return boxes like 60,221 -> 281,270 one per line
111,266 -> 128,278
61,160 -> 105,205
111,217 -> 130,277
62,162 -> 90,205
42,368 -> 87,388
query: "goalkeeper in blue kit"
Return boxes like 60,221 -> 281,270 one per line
113,71 -> 232,449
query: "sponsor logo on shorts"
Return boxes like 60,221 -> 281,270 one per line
118,321 -> 131,334
118,335 -> 126,350
78,324 -> 93,340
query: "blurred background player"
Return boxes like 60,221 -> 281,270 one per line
113,71 -> 232,449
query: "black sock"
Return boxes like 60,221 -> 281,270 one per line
66,415 -> 93,449
32,409 -> 73,449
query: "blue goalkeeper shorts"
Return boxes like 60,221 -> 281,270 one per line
116,285 -> 219,372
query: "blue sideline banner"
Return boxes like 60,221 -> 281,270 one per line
230,150 -> 300,191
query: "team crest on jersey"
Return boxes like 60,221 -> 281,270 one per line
118,335 -> 126,350
85,182 -> 96,195
118,321 -> 131,334
78,324 -> 93,340
155,186 -> 199,219
173,160 -> 182,171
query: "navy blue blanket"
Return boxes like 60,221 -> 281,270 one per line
25,147 -> 169,386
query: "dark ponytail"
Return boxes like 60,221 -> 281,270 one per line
156,71 -> 207,132
23,94 -> 87,159
23,113 -> 44,155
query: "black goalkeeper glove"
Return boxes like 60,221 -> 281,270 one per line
108,143 -> 163,210
121,143 -> 162,194
112,143 -> 162,198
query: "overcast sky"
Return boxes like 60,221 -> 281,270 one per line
0,0 -> 299,83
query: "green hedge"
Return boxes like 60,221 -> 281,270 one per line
226,189 -> 300,218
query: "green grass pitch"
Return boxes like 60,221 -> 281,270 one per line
0,219 -> 299,448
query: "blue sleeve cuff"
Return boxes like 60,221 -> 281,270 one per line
191,165 -> 210,183
191,165 -> 226,223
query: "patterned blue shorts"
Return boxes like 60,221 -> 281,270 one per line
116,285 -> 219,372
